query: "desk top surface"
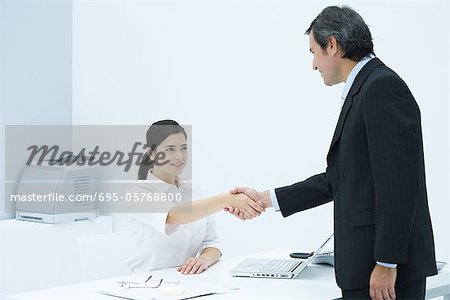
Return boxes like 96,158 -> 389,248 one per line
7,249 -> 450,300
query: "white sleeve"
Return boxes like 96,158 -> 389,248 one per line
197,215 -> 222,256
130,212 -> 179,236
126,182 -> 178,235
192,183 -> 222,255
153,212 -> 180,236
191,182 -> 204,201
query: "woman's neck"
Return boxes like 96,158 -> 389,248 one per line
151,168 -> 177,186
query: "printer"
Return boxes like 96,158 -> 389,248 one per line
15,161 -> 97,223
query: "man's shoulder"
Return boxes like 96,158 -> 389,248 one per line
362,62 -> 408,91
358,61 -> 417,109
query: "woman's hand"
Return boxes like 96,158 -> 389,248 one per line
225,188 -> 271,220
177,256 -> 209,275
222,193 -> 264,220
177,248 -> 221,275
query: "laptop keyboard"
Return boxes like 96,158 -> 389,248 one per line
262,260 -> 300,272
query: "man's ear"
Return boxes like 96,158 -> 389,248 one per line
327,36 -> 340,56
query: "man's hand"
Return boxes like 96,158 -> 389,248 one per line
369,264 -> 397,300
222,193 -> 264,220
225,187 -> 272,220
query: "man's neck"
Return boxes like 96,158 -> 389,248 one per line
341,59 -> 358,83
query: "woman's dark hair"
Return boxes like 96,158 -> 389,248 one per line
305,5 -> 374,62
138,120 -> 187,180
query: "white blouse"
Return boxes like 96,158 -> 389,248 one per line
125,173 -> 221,272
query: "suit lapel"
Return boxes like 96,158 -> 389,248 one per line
326,58 -> 384,162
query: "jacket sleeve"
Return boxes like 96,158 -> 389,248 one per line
362,74 -> 422,264
275,172 -> 333,218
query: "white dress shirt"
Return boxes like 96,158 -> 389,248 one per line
126,172 -> 221,272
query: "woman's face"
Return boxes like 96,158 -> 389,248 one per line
151,132 -> 188,177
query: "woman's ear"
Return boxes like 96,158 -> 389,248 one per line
147,148 -> 155,160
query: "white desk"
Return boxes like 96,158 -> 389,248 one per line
7,249 -> 450,300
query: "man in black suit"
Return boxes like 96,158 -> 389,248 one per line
230,5 -> 437,299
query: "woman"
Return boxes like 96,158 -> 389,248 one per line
127,120 -> 263,275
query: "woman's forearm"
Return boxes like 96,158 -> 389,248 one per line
166,192 -> 263,225
165,194 -> 226,225
198,247 -> 221,267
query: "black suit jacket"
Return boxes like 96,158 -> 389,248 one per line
275,58 -> 437,290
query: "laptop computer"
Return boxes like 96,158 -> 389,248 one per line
230,233 -> 334,279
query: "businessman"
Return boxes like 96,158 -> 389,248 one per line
230,6 -> 437,300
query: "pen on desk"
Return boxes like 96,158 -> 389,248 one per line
144,275 -> 152,283
181,292 -> 216,299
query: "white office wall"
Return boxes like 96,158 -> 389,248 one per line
0,1 -> 74,297
0,0 -> 73,220
0,0 -> 5,221
72,0 -> 450,261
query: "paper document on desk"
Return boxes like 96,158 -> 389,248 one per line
98,281 -> 237,300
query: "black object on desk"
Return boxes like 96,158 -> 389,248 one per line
290,251 -> 335,267
289,252 -> 314,259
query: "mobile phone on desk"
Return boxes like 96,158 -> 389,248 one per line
289,252 -> 313,259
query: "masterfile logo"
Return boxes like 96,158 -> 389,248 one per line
4,125 -> 193,214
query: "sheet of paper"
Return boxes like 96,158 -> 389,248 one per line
98,280 -> 237,300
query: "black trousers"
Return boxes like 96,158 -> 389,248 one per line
341,279 -> 426,300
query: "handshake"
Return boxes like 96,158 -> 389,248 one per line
221,187 -> 272,220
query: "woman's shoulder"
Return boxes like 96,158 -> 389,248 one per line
177,178 -> 205,200
126,180 -> 159,193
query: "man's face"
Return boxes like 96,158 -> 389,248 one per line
309,32 -> 343,86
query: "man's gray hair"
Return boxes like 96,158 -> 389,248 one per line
305,6 -> 374,61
